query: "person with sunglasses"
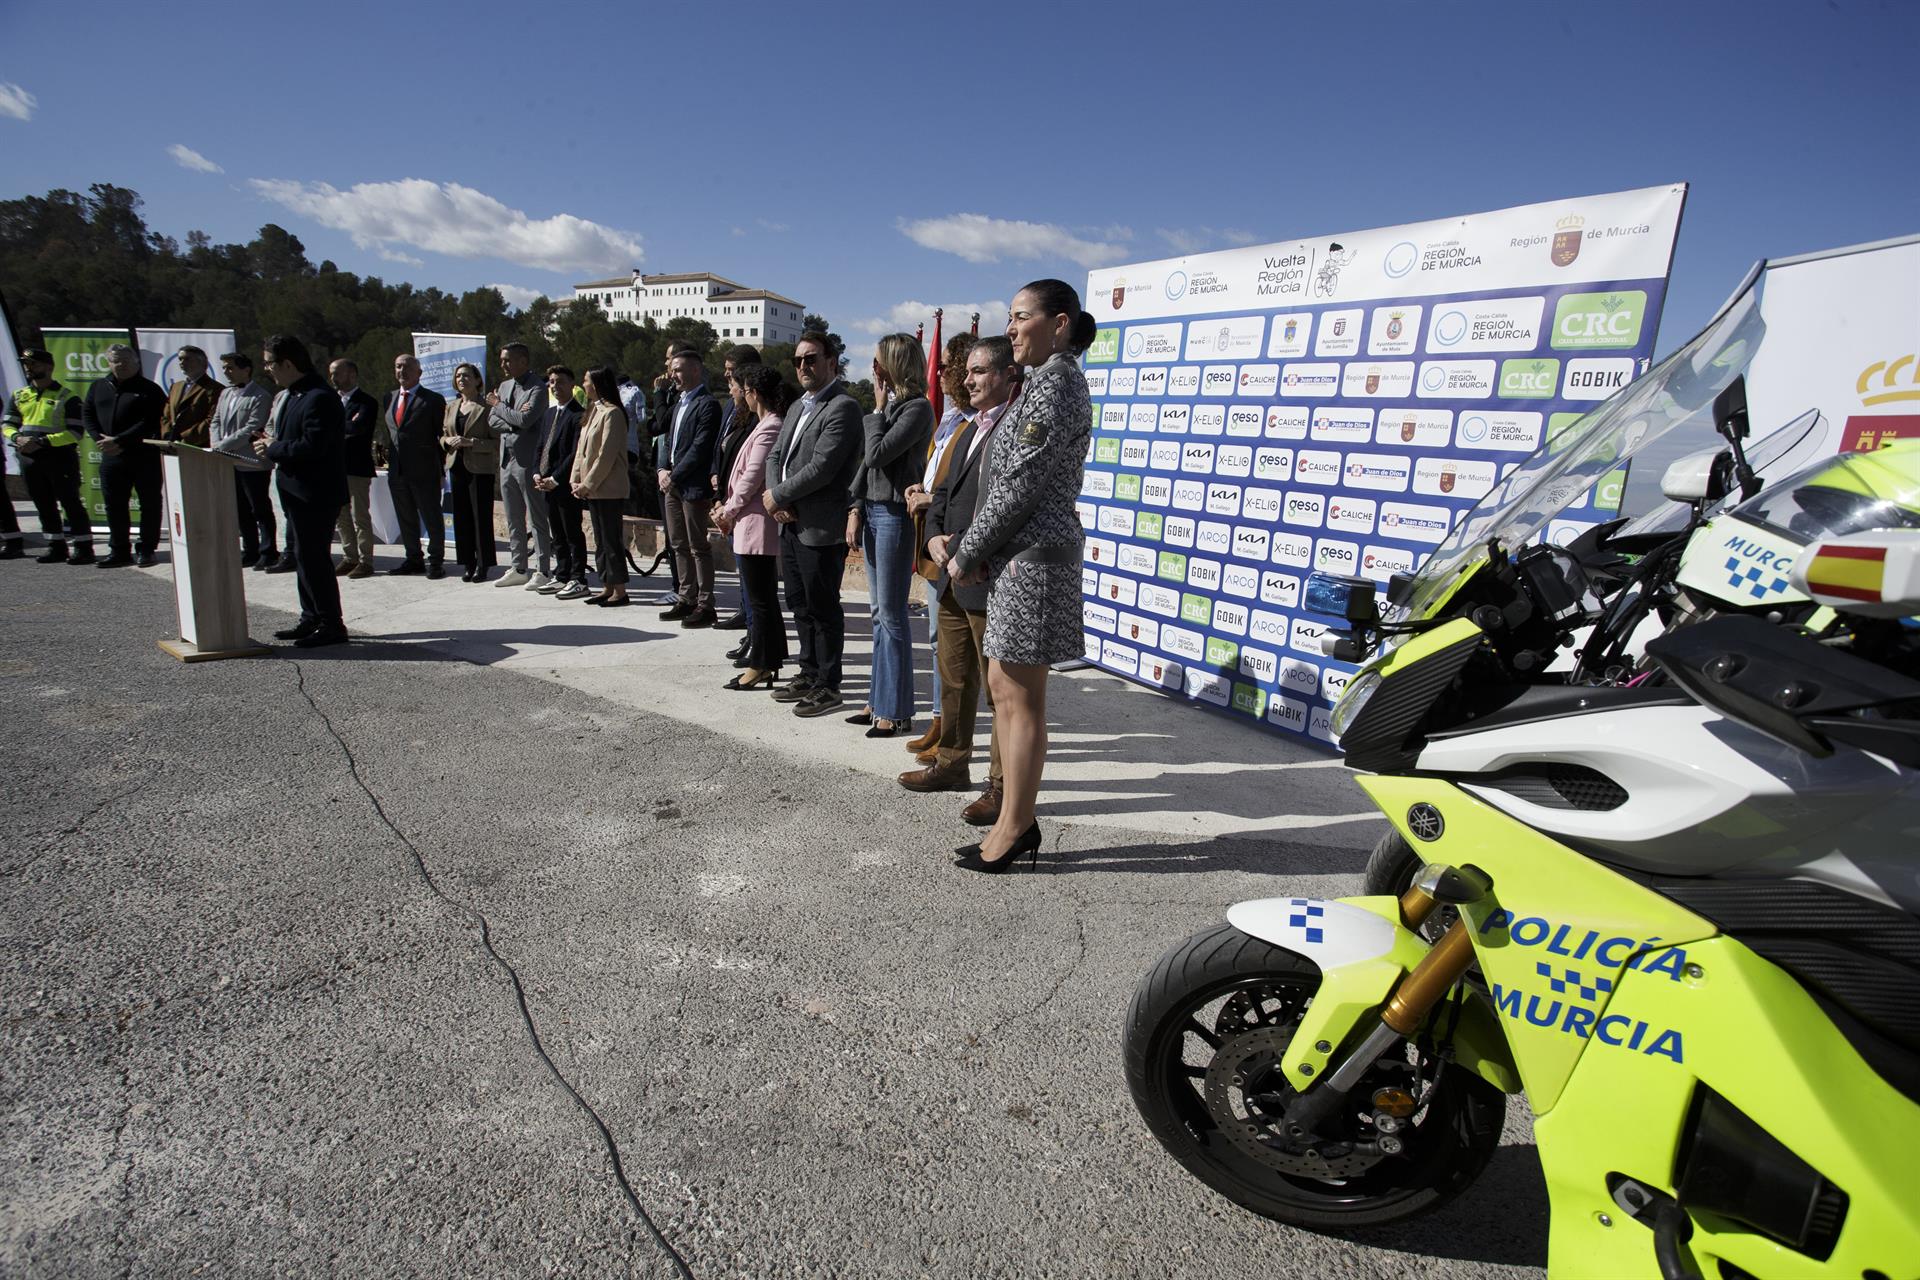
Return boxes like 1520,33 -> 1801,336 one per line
763,331 -> 863,717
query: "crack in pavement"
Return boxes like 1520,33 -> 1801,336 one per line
2,780 -> 151,878
286,660 -> 694,1280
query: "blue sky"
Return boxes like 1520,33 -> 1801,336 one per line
2,0 -> 1915,368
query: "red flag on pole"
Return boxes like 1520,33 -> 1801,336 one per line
926,309 -> 944,421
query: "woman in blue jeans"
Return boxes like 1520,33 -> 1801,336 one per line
845,333 -> 934,737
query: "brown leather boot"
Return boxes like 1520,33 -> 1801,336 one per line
906,715 -> 942,753
914,743 -> 938,765
897,758 -> 971,793
961,778 -> 1003,827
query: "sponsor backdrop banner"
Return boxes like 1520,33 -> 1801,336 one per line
411,332 -> 487,400
1740,236 -> 1920,456
43,326 -> 133,525
136,327 -> 237,391
1078,184 -> 1686,742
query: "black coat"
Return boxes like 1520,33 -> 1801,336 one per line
533,400 -> 586,486
715,401 -> 756,503
82,375 -> 167,457
265,373 -> 348,507
661,385 -> 723,501
380,384 -> 447,479
927,419 -> 993,612
340,387 -> 381,478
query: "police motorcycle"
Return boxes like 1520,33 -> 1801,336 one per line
1121,267 -> 1920,1279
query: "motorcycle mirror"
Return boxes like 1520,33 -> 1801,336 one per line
1788,529 -> 1920,618
1713,374 -> 1750,443
1659,447 -> 1732,503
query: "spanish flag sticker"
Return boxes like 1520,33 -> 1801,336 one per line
1803,543 -> 1887,604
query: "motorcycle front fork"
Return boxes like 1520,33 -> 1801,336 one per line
1282,863 -> 1492,1141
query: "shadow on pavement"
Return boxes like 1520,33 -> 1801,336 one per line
1339,1144 -> 1550,1268
283,623 -> 669,665
1039,833 -> 1370,877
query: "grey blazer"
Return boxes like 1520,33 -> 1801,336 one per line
767,382 -> 863,547
851,394 -> 934,505
489,372 -> 549,469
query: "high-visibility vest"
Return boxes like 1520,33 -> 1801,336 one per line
4,384 -> 80,448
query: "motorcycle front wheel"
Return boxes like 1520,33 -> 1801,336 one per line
1123,924 -> 1504,1229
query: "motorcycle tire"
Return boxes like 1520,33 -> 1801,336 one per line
1362,830 -> 1423,898
1123,924 -> 1505,1230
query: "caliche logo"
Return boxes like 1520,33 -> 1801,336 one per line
1552,291 -> 1646,350
1383,241 -> 1417,278
1087,329 -> 1120,364
1165,270 -> 1187,301
1551,214 -> 1584,266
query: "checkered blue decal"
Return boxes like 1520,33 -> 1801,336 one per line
1288,898 -> 1326,943
1536,960 -> 1614,1002
1725,556 -> 1790,599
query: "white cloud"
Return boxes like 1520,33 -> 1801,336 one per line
853,299 -> 1009,336
378,247 -> 424,266
484,283 -> 545,312
1157,226 -> 1261,255
898,213 -> 1128,269
755,217 -> 788,233
247,177 -> 644,273
167,144 -> 222,174
730,226 -> 747,237
843,300 -> 1010,382
0,82 -> 34,122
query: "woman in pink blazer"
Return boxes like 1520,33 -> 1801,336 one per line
715,364 -> 792,689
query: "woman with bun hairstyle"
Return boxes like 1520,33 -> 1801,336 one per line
942,279 -> 1095,872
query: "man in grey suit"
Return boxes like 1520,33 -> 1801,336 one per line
487,341 -> 551,588
764,331 -> 863,717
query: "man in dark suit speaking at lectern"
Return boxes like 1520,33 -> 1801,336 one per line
253,334 -> 349,648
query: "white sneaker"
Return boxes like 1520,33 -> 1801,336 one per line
495,569 -> 530,588
526,572 -> 552,591
535,577 -> 564,594
554,580 -> 589,600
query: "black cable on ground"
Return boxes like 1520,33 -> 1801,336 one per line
291,662 -> 694,1279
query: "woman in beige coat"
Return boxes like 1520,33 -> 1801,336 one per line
442,362 -> 500,582
570,366 -> 632,607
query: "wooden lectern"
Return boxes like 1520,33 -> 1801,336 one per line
153,443 -> 272,662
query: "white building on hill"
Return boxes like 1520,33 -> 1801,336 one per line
571,271 -> 807,345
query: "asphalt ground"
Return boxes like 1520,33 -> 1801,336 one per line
0,551 -> 1548,1278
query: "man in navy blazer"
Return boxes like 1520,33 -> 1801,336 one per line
531,365 -> 590,596
380,353 -> 448,577
253,334 -> 349,647
655,347 -> 722,627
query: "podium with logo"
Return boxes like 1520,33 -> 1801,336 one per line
153,443 -> 272,662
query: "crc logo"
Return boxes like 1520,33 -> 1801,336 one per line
1087,329 -> 1120,363
1165,270 -> 1188,300
1551,291 -> 1646,350
1499,359 -> 1560,398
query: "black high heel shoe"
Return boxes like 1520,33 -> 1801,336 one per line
724,668 -> 777,691
955,821 -> 1042,873
726,638 -> 750,661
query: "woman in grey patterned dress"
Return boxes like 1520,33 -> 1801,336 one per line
945,279 -> 1096,872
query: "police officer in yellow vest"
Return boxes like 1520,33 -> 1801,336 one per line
2,347 -> 94,563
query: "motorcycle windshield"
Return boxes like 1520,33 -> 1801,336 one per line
1392,270 -> 1775,623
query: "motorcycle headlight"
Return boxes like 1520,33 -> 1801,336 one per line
1330,670 -> 1384,739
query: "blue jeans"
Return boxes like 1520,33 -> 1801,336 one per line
862,500 -> 916,721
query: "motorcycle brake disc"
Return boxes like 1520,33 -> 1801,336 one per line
1203,1025 -> 1382,1179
